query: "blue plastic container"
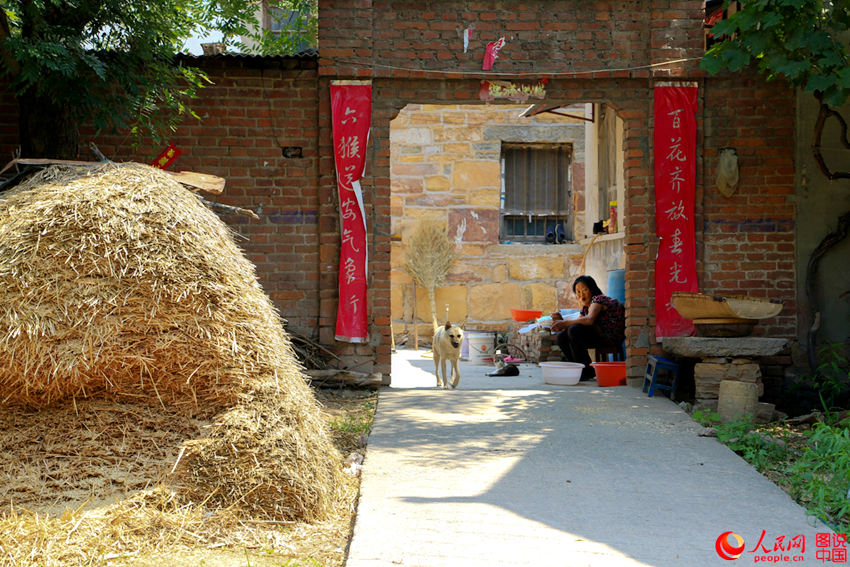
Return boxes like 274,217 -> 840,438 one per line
607,269 -> 625,304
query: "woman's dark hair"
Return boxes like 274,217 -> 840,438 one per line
572,275 -> 604,297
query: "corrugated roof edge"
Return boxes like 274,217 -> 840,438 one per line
176,47 -> 318,60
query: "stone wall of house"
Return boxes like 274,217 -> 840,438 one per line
389,103 -> 612,337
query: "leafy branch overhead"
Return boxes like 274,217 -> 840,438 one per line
701,0 -> 850,179
0,1 -> 317,159
702,0 -> 850,107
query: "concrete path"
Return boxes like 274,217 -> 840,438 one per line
345,347 -> 834,567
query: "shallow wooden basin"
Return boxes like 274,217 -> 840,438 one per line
671,292 -> 783,321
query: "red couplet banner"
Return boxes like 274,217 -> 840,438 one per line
330,84 -> 372,342
654,85 -> 698,338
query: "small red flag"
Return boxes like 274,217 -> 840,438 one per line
151,144 -> 181,169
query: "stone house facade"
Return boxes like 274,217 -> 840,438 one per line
0,1 -> 806,387
389,102 -> 626,338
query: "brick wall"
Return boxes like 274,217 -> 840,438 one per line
319,1 -> 703,79
88,56 -> 323,339
699,75 -> 797,339
317,0 -> 797,380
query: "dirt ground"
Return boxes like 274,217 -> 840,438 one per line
0,386 -> 378,567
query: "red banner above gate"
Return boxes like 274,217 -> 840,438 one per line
654,85 -> 698,338
331,84 -> 372,343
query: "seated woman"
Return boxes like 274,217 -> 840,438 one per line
550,275 -> 625,381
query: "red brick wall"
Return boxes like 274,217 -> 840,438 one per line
316,0 -> 797,380
23,56 -> 323,340
698,75 -> 797,339
319,1 -> 704,78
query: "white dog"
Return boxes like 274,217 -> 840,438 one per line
432,321 -> 464,389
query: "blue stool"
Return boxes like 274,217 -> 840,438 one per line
643,355 -> 679,399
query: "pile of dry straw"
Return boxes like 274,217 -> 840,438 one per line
0,163 -> 341,527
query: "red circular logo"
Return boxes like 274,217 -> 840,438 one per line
716,531 -> 746,560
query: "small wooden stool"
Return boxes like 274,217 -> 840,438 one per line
643,355 -> 679,399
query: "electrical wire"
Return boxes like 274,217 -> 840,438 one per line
320,56 -> 705,78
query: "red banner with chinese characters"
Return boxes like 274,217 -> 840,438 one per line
331,84 -> 372,343
654,85 -> 698,338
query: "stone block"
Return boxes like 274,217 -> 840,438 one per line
391,195 -> 404,217
413,285 -> 468,325
451,160 -> 500,190
444,142 -> 471,154
468,187 -> 500,207
492,264 -> 507,282
469,282 -> 522,321
390,243 -> 406,270
424,175 -> 451,191
449,209 -> 500,243
434,126 -> 481,142
661,337 -> 789,358
754,402 -> 776,424
523,283 -> 558,313
694,360 -> 763,399
391,176 -> 424,194
442,111 -> 467,125
508,256 -> 564,281
390,127 -> 432,144
391,283 -> 404,322
726,361 -> 761,382
718,380 -> 758,423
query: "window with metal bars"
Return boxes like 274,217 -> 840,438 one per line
500,143 -> 573,243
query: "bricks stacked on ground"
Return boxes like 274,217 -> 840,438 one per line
507,323 -> 563,363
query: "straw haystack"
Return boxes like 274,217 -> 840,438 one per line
0,162 -> 341,521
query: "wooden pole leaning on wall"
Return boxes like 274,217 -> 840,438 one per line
412,281 -> 418,351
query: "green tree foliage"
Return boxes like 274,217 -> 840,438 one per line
701,0 -> 850,107
0,0 -> 317,159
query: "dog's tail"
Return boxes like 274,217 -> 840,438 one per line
433,315 -> 440,333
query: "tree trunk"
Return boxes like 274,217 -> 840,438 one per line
18,90 -> 79,159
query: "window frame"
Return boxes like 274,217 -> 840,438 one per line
500,142 -> 573,244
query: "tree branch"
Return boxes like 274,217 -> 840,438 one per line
805,211 -> 850,372
812,97 -> 850,181
0,8 -> 20,78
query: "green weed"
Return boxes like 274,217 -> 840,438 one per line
786,419 -> 850,533
330,415 -> 370,435
692,407 -> 850,533
692,408 -> 722,427
714,415 -> 789,473
811,343 -> 849,416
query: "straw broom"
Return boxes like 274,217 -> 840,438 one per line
402,221 -> 458,340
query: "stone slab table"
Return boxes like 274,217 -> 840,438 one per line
660,337 -> 789,359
